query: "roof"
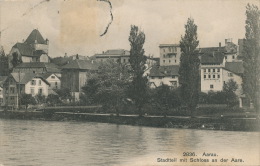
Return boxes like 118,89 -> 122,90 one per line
13,43 -> 33,56
0,76 -> 7,87
159,44 -> 179,47
25,29 -> 47,45
62,60 -> 98,70
224,62 -> 244,75
150,65 -> 179,77
15,62 -> 61,73
11,72 -> 50,85
41,73 -> 59,80
104,49 -> 130,55
196,47 -> 225,54
51,56 -> 73,66
200,51 -> 225,64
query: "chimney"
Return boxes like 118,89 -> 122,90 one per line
46,38 -> 49,45
219,42 -> 221,48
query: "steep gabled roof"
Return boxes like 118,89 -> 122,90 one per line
15,62 -> 61,73
200,52 -> 225,64
13,43 -> 33,56
11,72 -> 50,85
150,65 -> 179,77
25,29 -> 47,45
224,62 -> 244,75
62,60 -> 98,70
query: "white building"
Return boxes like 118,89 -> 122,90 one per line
159,44 -> 181,66
148,65 -> 179,88
42,73 -> 61,90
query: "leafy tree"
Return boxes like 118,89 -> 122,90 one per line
11,52 -> 22,68
128,25 -> 148,116
223,79 -> 239,108
35,94 -> 46,104
20,94 -> 36,110
82,60 -> 131,115
242,4 -> 260,112
0,54 -> 9,76
178,18 -> 200,117
56,88 -> 72,102
152,84 -> 181,117
46,94 -> 61,106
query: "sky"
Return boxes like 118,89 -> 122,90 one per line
0,0 -> 259,58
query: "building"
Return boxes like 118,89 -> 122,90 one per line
61,60 -> 98,100
41,73 -> 61,90
159,44 -> 181,66
3,73 -> 50,108
200,51 -> 244,107
0,76 -> 7,106
9,29 -> 50,68
93,49 -> 158,68
13,62 -> 61,77
148,65 -> 179,88
94,49 -> 130,63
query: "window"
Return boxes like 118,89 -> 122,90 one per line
172,76 -> 176,79
204,69 -> 206,72
168,47 -> 171,52
218,75 -> 220,78
232,55 -> 235,59
123,59 -> 126,63
204,75 -> 206,79
208,69 -> 211,72
10,87 -> 15,94
175,60 -> 176,63
31,80 -> 36,85
213,69 -> 215,72
163,55 -> 165,58
51,76 -> 55,79
210,85 -> 214,89
163,49 -> 165,52
228,73 -> 233,77
30,88 -> 35,95
151,76 -> 154,79
169,60 -> 171,63
213,75 -> 215,78
39,80 -> 42,86
208,75 -> 211,79
217,68 -> 220,72
163,60 -> 165,63
225,56 -> 227,59
38,88 -> 43,95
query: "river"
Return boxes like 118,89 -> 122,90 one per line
0,119 -> 259,166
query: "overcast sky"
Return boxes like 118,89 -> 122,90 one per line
0,0 -> 259,58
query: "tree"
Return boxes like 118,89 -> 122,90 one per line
11,52 -> 22,68
242,4 -> 260,112
56,88 -> 72,102
128,25 -> 148,116
20,94 -> 36,110
82,60 -> 131,115
223,79 -> 239,108
0,54 -> 9,76
178,18 -> 200,117
46,94 -> 61,106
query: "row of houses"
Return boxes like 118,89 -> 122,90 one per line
0,29 -> 246,108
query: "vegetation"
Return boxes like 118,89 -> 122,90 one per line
11,52 -> 22,68
128,25 -> 148,116
46,94 -> 61,106
179,18 -> 200,117
242,3 -> 260,112
81,60 -> 131,115
20,93 -> 36,109
0,54 -> 9,76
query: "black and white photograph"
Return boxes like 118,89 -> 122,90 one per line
0,0 -> 259,165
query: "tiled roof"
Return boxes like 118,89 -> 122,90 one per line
13,43 -> 33,56
150,65 -> 179,77
25,29 -> 47,45
196,47 -> 226,54
15,62 -> 61,73
105,49 -> 130,55
11,72 -> 50,85
51,56 -> 73,66
62,60 -> 98,70
224,62 -> 244,75
200,52 -> 225,64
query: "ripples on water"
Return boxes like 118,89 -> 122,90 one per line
0,119 -> 259,166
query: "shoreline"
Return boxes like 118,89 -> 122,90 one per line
0,109 -> 259,132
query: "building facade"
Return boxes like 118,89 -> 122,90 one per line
159,44 -> 181,66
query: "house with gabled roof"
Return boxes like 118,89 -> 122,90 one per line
148,65 -> 179,88
9,29 -> 50,67
3,73 -> 50,108
61,60 -> 98,100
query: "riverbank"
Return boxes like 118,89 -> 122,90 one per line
0,109 -> 259,131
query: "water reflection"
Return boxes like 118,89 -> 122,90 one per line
0,119 -> 259,166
